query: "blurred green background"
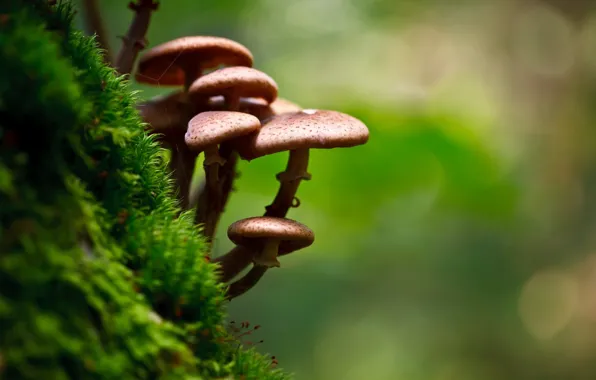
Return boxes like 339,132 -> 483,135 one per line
75,0 -> 596,378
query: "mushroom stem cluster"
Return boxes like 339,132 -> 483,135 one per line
134,34 -> 369,300
133,36 -> 254,210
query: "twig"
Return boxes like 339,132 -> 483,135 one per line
81,0 -> 112,64
114,0 -> 159,76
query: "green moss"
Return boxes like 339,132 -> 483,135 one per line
0,1 -> 290,378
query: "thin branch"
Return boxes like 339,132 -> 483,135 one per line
114,0 -> 159,76
81,0 -> 112,65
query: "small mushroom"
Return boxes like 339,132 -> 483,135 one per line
227,216 -> 314,268
185,111 -> 261,238
186,111 -> 261,166
214,236 -> 305,282
136,36 -> 254,90
189,67 -> 278,111
235,109 -> 369,217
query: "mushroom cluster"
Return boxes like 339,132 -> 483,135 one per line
135,36 -> 369,300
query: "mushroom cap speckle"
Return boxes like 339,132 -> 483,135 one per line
189,67 -> 278,104
185,111 -> 261,151
228,216 -> 314,254
235,109 -> 369,160
135,36 -> 253,86
137,90 -> 187,133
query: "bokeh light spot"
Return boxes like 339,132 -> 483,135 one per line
518,268 -> 579,341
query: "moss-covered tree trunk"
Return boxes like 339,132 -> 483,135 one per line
0,1 -> 286,378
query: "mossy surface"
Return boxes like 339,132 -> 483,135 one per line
0,1 -> 289,378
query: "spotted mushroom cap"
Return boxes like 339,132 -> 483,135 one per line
235,109 -> 369,160
188,67 -> 278,104
185,111 -> 261,151
228,216 -> 314,255
135,36 -> 254,86
136,90 -> 188,133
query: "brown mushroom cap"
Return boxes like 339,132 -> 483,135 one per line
137,90 -> 188,133
185,111 -> 261,151
188,67 -> 278,104
235,109 -> 369,160
228,216 -> 314,255
135,36 -> 254,86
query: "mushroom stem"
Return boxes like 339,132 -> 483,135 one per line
195,145 -> 225,238
195,146 -> 237,243
218,142 -> 238,213
114,0 -> 159,75
265,148 -> 310,218
210,144 -> 238,242
170,142 -> 195,210
226,94 -> 241,111
213,245 -> 254,282
193,96 -> 238,243
254,239 -> 281,268
184,64 -> 201,92
226,264 -> 268,300
188,177 -> 205,210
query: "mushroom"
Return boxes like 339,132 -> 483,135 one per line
214,235 -> 308,282
235,109 -> 369,217
135,36 -> 254,91
135,36 -> 254,208
227,216 -> 314,268
185,111 -> 261,239
188,66 -> 278,111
